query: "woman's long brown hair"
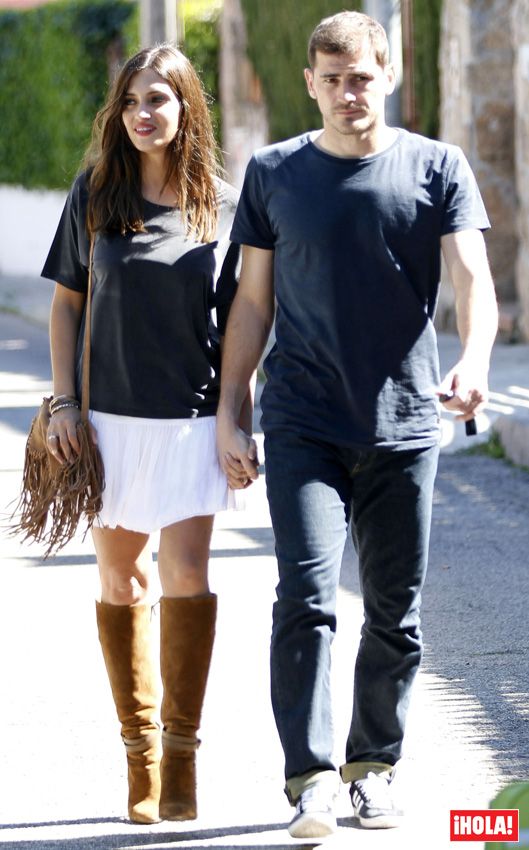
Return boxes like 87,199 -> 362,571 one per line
84,44 -> 219,243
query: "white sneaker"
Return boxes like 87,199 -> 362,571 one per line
288,781 -> 338,839
350,770 -> 403,829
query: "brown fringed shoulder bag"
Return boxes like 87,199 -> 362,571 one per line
11,240 -> 105,556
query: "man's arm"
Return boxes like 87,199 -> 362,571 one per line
217,244 -> 275,488
440,229 -> 498,421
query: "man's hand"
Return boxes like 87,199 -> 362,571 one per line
438,358 -> 489,422
215,245 -> 275,489
217,416 -> 259,490
440,230 -> 497,426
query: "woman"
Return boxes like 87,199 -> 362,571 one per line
41,44 -> 249,824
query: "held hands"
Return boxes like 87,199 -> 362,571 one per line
217,416 -> 259,490
47,407 -> 98,465
437,358 -> 489,422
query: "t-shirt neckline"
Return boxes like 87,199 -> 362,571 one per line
143,197 -> 177,211
307,127 -> 403,164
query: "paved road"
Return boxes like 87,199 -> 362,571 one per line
1,312 -> 528,849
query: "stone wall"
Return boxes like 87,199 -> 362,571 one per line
513,0 -> 529,340
469,0 -> 517,307
441,0 -> 517,299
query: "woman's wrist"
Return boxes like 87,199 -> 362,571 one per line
50,394 -> 80,415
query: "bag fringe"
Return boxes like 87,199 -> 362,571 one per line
10,408 -> 105,558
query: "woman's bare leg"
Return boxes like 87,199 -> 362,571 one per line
92,525 -> 152,604
157,514 -> 214,597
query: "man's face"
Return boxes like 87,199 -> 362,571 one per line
304,46 -> 395,140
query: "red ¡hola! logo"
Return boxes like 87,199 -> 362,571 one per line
450,810 -> 519,842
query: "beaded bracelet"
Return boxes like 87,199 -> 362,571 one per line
50,401 -> 81,415
50,395 -> 80,415
50,394 -> 78,406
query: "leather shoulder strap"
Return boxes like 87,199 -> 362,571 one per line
81,238 -> 94,421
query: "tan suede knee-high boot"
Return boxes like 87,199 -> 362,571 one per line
96,601 -> 161,824
159,594 -> 217,821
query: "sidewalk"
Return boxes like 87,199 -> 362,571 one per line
0,273 -> 54,328
1,292 -> 529,849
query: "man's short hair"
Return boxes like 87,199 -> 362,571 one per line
308,11 -> 390,68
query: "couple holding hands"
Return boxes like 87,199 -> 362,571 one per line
42,10 -> 497,837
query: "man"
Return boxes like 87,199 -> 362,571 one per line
216,10 -> 498,838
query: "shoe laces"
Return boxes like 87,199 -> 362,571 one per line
353,771 -> 393,807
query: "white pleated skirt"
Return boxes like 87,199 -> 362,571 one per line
89,411 -> 241,533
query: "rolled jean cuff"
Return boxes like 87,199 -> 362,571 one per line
340,761 -> 396,784
285,768 -> 339,805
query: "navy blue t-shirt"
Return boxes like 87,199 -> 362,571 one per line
42,172 -> 239,419
231,129 -> 490,450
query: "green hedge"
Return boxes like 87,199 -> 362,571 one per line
240,0 -> 441,142
184,9 -> 222,143
0,0 -> 221,190
0,0 -> 138,190
0,0 -> 438,190
240,0 -> 361,143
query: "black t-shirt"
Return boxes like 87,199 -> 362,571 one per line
42,172 -> 239,418
231,129 -> 490,450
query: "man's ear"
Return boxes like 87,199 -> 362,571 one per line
304,67 -> 317,99
385,63 -> 396,95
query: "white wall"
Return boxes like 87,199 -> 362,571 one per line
0,185 -> 66,277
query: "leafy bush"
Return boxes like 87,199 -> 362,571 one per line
0,0 -> 138,190
184,8 -> 222,142
240,0 -> 361,142
0,0 -> 221,189
0,0 -> 440,190
240,0 -> 441,141
413,0 -> 442,138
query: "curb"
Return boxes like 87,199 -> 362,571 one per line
493,411 -> 529,469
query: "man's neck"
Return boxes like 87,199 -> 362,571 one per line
312,125 -> 398,159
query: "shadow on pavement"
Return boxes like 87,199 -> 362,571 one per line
0,313 -> 52,442
211,527 -> 275,559
0,817 -> 124,830
12,553 -> 97,567
0,821 -> 311,850
8,527 -> 275,567
0,840 -> 304,850
0,313 -> 51,383
0,405 -> 41,436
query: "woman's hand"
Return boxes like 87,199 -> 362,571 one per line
47,407 -> 84,464
48,284 -> 88,464
216,414 -> 259,490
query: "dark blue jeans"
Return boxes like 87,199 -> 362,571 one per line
264,430 -> 439,781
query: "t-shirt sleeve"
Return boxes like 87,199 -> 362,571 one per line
441,148 -> 490,235
41,173 -> 90,292
230,155 -> 276,249
213,241 -> 240,335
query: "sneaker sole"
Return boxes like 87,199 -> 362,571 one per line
357,814 -> 403,829
288,812 -> 337,838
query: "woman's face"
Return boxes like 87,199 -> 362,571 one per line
122,67 -> 181,157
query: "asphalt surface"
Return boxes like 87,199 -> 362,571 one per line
1,310 -> 529,850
